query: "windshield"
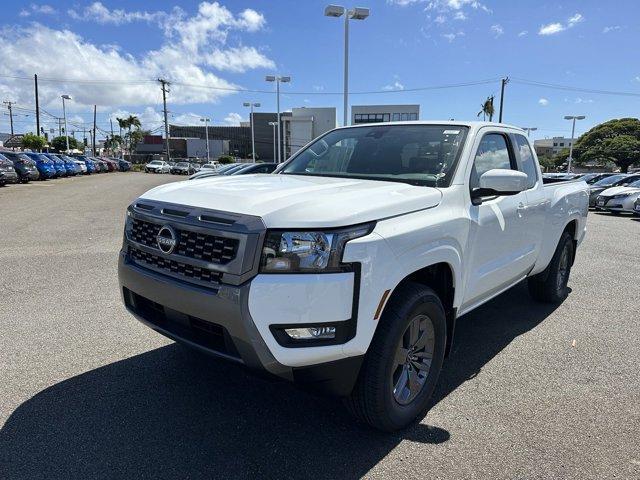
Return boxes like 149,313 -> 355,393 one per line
593,174 -> 627,186
149,161 -> 162,165
177,162 -> 189,167
280,124 -> 468,187
222,164 -> 248,175
627,180 -> 640,188
35,154 -> 52,163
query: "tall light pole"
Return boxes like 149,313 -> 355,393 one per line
522,127 -> 538,137
265,75 -> 290,163
200,117 -> 211,162
243,102 -> 260,162
268,121 -> 277,161
324,5 -> 370,127
564,115 -> 585,173
61,95 -> 72,151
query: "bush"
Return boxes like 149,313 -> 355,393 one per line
217,154 -> 234,164
22,133 -> 46,151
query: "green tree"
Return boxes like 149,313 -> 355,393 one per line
21,133 -> 46,151
477,96 -> 495,121
50,135 -> 79,152
537,155 -> 556,172
573,118 -> 640,173
217,154 -> 234,164
104,134 -> 123,153
127,129 -> 149,152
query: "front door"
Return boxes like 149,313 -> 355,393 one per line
461,131 -> 533,311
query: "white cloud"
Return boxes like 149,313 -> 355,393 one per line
602,25 -> 621,33
172,112 -> 205,125
0,3 -> 274,111
223,112 -> 244,125
382,80 -> 405,91
490,24 -> 503,37
574,97 -> 594,104
567,13 -> 584,27
442,31 -> 465,42
539,13 -> 584,36
539,22 -> 565,35
434,15 -> 446,24
109,108 -> 165,130
204,46 -> 274,72
538,98 -> 549,106
453,11 -> 467,20
518,30 -> 528,37
634,76 -> 640,83
18,4 -> 56,17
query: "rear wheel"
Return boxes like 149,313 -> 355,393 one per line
345,283 -> 446,431
528,231 -> 574,303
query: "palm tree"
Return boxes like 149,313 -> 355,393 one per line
477,96 -> 495,121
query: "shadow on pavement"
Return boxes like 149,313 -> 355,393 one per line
0,284 -> 559,480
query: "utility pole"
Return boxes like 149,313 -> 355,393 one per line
3,101 -> 14,135
110,118 -> 115,156
34,74 -> 41,137
498,77 -> 509,123
92,105 -> 97,156
158,79 -> 171,162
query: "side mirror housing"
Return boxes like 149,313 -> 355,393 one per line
471,169 -> 528,204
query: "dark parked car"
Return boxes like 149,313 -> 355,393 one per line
2,151 -> 39,183
52,154 -> 80,176
24,152 -> 56,179
44,153 -> 68,177
91,157 -> 108,172
0,153 -> 19,185
109,157 -> 131,172
589,174 -> 640,208
74,155 -> 97,174
170,161 -> 198,175
188,163 -> 250,180
578,172 -> 615,185
228,163 -> 277,175
101,158 -> 118,172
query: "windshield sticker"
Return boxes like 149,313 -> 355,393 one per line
443,130 -> 460,135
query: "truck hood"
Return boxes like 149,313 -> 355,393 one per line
140,174 -> 442,228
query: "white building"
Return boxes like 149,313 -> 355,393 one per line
282,107 -> 337,158
533,137 -> 576,156
351,104 -> 420,125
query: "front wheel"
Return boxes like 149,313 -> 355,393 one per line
345,283 -> 447,431
528,231 -> 574,303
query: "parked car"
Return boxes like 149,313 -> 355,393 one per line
52,154 -> 80,176
595,179 -> 640,214
170,161 -> 198,175
109,157 -> 131,172
101,158 -> 118,172
65,155 -> 88,174
145,160 -> 170,173
43,153 -> 68,177
0,153 -> 19,185
634,196 -> 640,216
77,155 -> 97,174
188,163 -> 250,180
24,152 -> 56,179
578,172 -> 615,185
228,163 -> 277,175
2,151 -> 39,183
199,162 -> 220,171
91,157 -> 108,173
119,121 -> 589,431
589,174 -> 640,208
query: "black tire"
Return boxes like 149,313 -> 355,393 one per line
528,231 -> 574,303
609,210 -> 621,216
345,282 -> 447,432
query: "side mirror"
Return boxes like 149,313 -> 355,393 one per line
471,169 -> 528,204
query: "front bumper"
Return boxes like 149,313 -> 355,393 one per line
0,171 -> 19,183
118,251 -> 363,396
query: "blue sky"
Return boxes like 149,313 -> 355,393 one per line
1,0 -> 638,141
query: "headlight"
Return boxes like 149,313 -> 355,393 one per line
260,223 -> 374,273
613,192 -> 633,198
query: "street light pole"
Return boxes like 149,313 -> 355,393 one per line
325,5 -> 370,126
61,95 -> 72,151
265,76 -> 290,163
268,121 -> 277,161
564,115 -> 585,173
522,127 -> 537,137
243,102 -> 260,162
200,117 -> 210,162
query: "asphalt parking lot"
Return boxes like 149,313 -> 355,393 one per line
1,173 -> 639,480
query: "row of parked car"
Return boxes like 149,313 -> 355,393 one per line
143,159 -> 278,178
543,172 -> 640,216
0,151 -> 132,185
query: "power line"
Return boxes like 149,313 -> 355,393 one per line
510,78 -> 640,98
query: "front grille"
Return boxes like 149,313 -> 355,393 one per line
130,218 -> 239,265
129,246 -> 222,287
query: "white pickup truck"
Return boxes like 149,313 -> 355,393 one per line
118,121 -> 588,431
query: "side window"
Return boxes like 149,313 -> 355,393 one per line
514,134 -> 538,189
470,133 -> 513,189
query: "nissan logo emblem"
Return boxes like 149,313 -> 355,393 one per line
156,225 -> 178,254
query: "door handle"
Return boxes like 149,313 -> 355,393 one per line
517,202 -> 527,217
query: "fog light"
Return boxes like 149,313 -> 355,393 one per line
284,326 -> 336,340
